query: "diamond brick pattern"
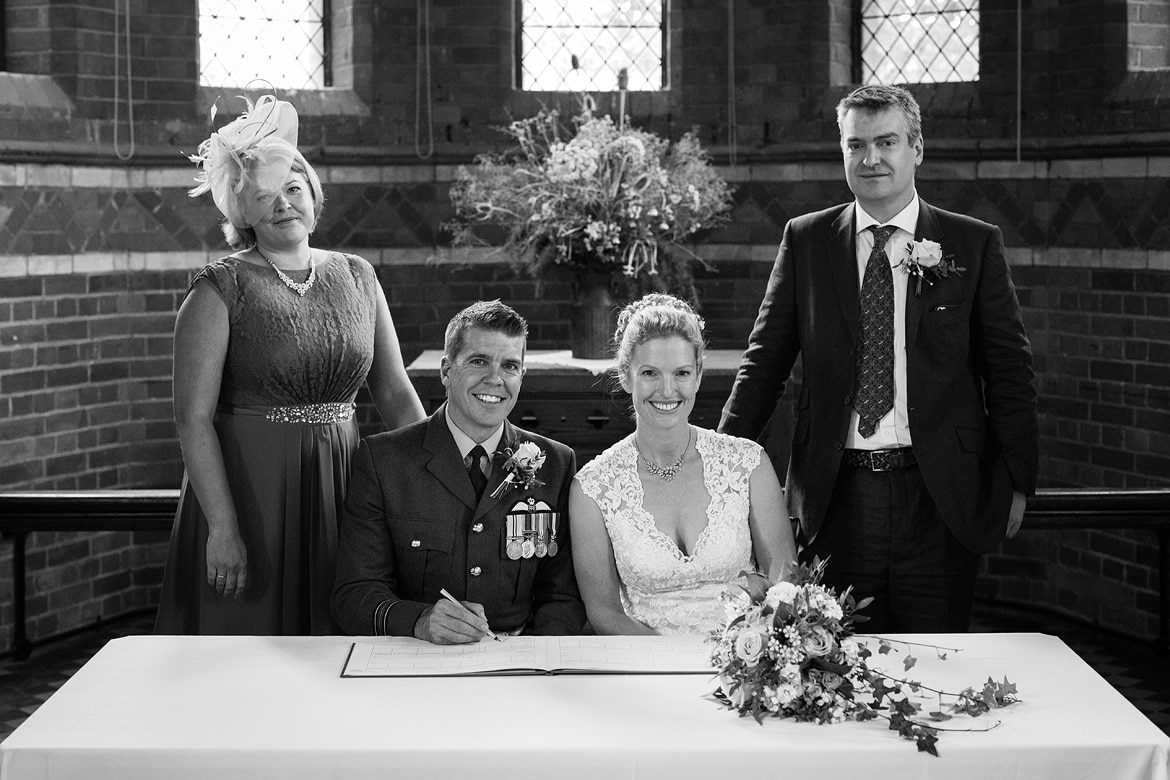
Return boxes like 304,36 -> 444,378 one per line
855,225 -> 896,438
0,174 -> 1169,257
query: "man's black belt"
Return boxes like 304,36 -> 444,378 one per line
841,447 -> 916,472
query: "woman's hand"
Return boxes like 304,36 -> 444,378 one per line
206,527 -> 248,598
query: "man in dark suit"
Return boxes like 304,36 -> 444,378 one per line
332,300 -> 585,642
719,85 -> 1038,633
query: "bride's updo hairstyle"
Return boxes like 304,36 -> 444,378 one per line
612,293 -> 706,384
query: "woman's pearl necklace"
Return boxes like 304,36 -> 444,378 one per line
636,427 -> 692,482
257,247 -> 316,297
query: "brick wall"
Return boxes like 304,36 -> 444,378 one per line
5,1 -> 1170,157
2,156 -> 1169,651
1130,0 -> 1170,70
1,1 -> 1169,653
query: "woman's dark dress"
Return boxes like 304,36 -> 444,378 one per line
155,253 -> 379,635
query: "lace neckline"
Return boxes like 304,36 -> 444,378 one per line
231,251 -> 335,277
621,429 -> 716,560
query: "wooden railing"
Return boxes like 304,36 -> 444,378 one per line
1,487 -> 1168,659
0,490 -> 179,659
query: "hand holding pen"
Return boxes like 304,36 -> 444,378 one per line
412,587 -> 501,645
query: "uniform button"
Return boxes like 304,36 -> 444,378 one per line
844,394 -> 852,405
471,522 -> 484,533
470,566 -> 482,576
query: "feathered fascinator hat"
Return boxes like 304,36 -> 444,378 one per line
188,94 -> 302,229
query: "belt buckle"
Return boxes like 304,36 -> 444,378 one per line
870,450 -> 895,471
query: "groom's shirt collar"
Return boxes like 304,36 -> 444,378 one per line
854,192 -> 920,238
445,411 -> 504,464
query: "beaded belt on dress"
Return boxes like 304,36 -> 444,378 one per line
841,447 -> 916,472
263,402 -> 355,424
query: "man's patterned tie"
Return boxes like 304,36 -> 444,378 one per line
854,225 -> 897,438
467,444 -> 488,500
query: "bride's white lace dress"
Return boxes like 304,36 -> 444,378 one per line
575,427 -> 761,635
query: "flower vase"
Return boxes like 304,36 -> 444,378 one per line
569,277 -> 619,360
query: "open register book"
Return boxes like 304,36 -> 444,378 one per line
341,635 -> 714,677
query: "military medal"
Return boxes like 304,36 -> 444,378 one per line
546,501 -> 559,557
505,501 -> 528,560
531,500 -> 556,557
521,509 -> 536,558
504,498 -> 558,560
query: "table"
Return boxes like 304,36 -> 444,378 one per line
2,633 -> 1168,779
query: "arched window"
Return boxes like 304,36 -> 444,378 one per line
199,0 -> 330,89
517,0 -> 667,91
860,0 -> 979,85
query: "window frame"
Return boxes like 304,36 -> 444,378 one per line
512,0 -> 671,92
854,0 -> 980,86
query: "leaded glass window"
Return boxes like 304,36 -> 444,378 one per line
517,1 -> 667,91
199,0 -> 330,89
860,0 -> 979,85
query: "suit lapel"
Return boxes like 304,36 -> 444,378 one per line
829,204 -> 861,340
906,201 -> 943,345
423,405 -> 478,510
473,421 -> 520,521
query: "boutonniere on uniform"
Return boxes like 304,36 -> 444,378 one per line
896,239 -> 965,295
490,441 -> 547,498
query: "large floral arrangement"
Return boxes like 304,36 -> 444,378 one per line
711,560 -> 1020,756
445,100 -> 734,297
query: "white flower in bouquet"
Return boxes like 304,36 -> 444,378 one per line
808,589 -> 843,620
764,581 -> 798,611
801,625 -> 837,658
734,627 -> 766,666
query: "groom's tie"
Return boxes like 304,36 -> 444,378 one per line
854,225 -> 896,438
467,444 -> 488,500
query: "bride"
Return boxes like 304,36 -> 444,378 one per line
570,294 -> 797,635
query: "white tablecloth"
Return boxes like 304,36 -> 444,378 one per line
2,633 -> 1168,779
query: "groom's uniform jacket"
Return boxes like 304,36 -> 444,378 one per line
720,200 -> 1038,554
332,405 -> 585,636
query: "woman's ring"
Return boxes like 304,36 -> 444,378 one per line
216,574 -> 226,579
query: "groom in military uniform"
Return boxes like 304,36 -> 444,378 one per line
332,300 -> 585,642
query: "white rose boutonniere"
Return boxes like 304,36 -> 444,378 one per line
489,441 -> 547,498
896,239 -> 965,295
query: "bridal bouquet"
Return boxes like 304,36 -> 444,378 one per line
710,560 -> 1020,756
445,99 -> 734,296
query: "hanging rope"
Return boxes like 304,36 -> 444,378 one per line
415,0 -> 434,160
1016,0 -> 1022,163
113,0 -> 136,161
726,0 -> 737,167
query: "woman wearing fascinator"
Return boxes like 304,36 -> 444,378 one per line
569,294 -> 797,635
154,94 -> 425,635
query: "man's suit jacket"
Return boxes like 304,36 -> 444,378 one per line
332,406 -> 586,636
720,200 -> 1038,554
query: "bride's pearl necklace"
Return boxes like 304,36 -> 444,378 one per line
257,247 -> 316,297
636,427 -> 692,482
